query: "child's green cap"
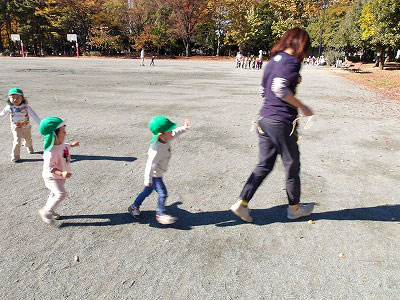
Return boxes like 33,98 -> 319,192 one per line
148,116 -> 177,144
39,117 -> 65,151
8,88 -> 24,96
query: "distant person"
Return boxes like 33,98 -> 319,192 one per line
396,49 -> 400,62
38,117 -> 80,225
248,55 -> 252,69
230,27 -> 314,222
128,116 -> 190,225
319,55 -> 326,66
258,50 -> 264,69
0,88 -> 41,162
140,48 -> 145,66
150,55 -> 155,66
236,52 -> 242,68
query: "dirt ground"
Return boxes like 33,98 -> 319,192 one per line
0,58 -> 399,300
332,62 -> 400,101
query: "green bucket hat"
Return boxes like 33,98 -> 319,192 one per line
8,88 -> 24,96
39,117 -> 65,151
149,116 -> 177,144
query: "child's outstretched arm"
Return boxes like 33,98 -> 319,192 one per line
171,119 -> 190,140
27,105 -> 41,124
0,106 -> 11,119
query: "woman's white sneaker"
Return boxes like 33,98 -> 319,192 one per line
287,203 -> 314,220
230,200 -> 253,222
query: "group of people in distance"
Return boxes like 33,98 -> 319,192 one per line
1,27 -> 315,227
304,55 -> 326,66
236,50 -> 264,70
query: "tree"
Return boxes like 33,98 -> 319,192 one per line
269,0 -> 319,40
52,0 -> 103,53
164,0 -> 208,56
359,0 -> 400,69
336,0 -> 367,51
224,0 -> 273,55
306,0 -> 351,51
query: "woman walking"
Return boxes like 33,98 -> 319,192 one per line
231,28 -> 314,222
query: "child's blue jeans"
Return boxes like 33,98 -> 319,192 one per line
132,177 -> 168,215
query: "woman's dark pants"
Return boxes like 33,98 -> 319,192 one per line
240,118 -> 301,205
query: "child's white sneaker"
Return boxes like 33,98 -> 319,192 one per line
230,200 -> 253,223
287,203 -> 314,220
38,208 -> 55,225
50,211 -> 60,220
156,214 -> 177,225
128,206 -> 141,220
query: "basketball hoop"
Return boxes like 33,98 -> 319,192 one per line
67,34 -> 77,42
11,34 -> 25,57
11,34 -> 21,41
67,34 -> 79,58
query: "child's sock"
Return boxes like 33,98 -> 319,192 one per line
289,204 -> 299,211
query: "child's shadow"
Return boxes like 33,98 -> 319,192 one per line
58,202 -> 400,230
70,155 -> 137,163
59,213 -> 133,228
17,152 -> 136,163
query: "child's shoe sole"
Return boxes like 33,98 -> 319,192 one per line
156,215 -> 177,225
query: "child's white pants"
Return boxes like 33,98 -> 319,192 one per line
11,127 -> 32,159
43,178 -> 67,213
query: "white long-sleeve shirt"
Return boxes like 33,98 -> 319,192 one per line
0,104 -> 41,129
144,126 -> 187,185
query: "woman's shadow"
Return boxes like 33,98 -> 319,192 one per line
58,202 -> 400,230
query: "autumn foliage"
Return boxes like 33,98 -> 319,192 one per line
0,0 -> 399,59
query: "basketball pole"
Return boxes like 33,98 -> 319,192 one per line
21,41 -> 25,57
76,41 -> 79,58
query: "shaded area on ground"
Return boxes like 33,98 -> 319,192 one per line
58,203 -> 399,230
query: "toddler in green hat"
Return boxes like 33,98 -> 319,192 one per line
128,116 -> 190,225
38,117 -> 80,225
0,88 -> 41,162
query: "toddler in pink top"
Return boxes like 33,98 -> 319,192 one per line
38,117 -> 79,225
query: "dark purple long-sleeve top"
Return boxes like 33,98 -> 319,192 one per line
259,51 -> 301,124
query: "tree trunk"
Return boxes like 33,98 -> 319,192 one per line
379,47 -> 385,70
184,38 -> 190,57
5,11 -> 12,51
216,35 -> 220,56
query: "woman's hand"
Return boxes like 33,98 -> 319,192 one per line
299,104 -> 313,117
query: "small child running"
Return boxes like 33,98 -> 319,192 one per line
38,117 -> 79,225
0,88 -> 41,162
128,116 -> 190,225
